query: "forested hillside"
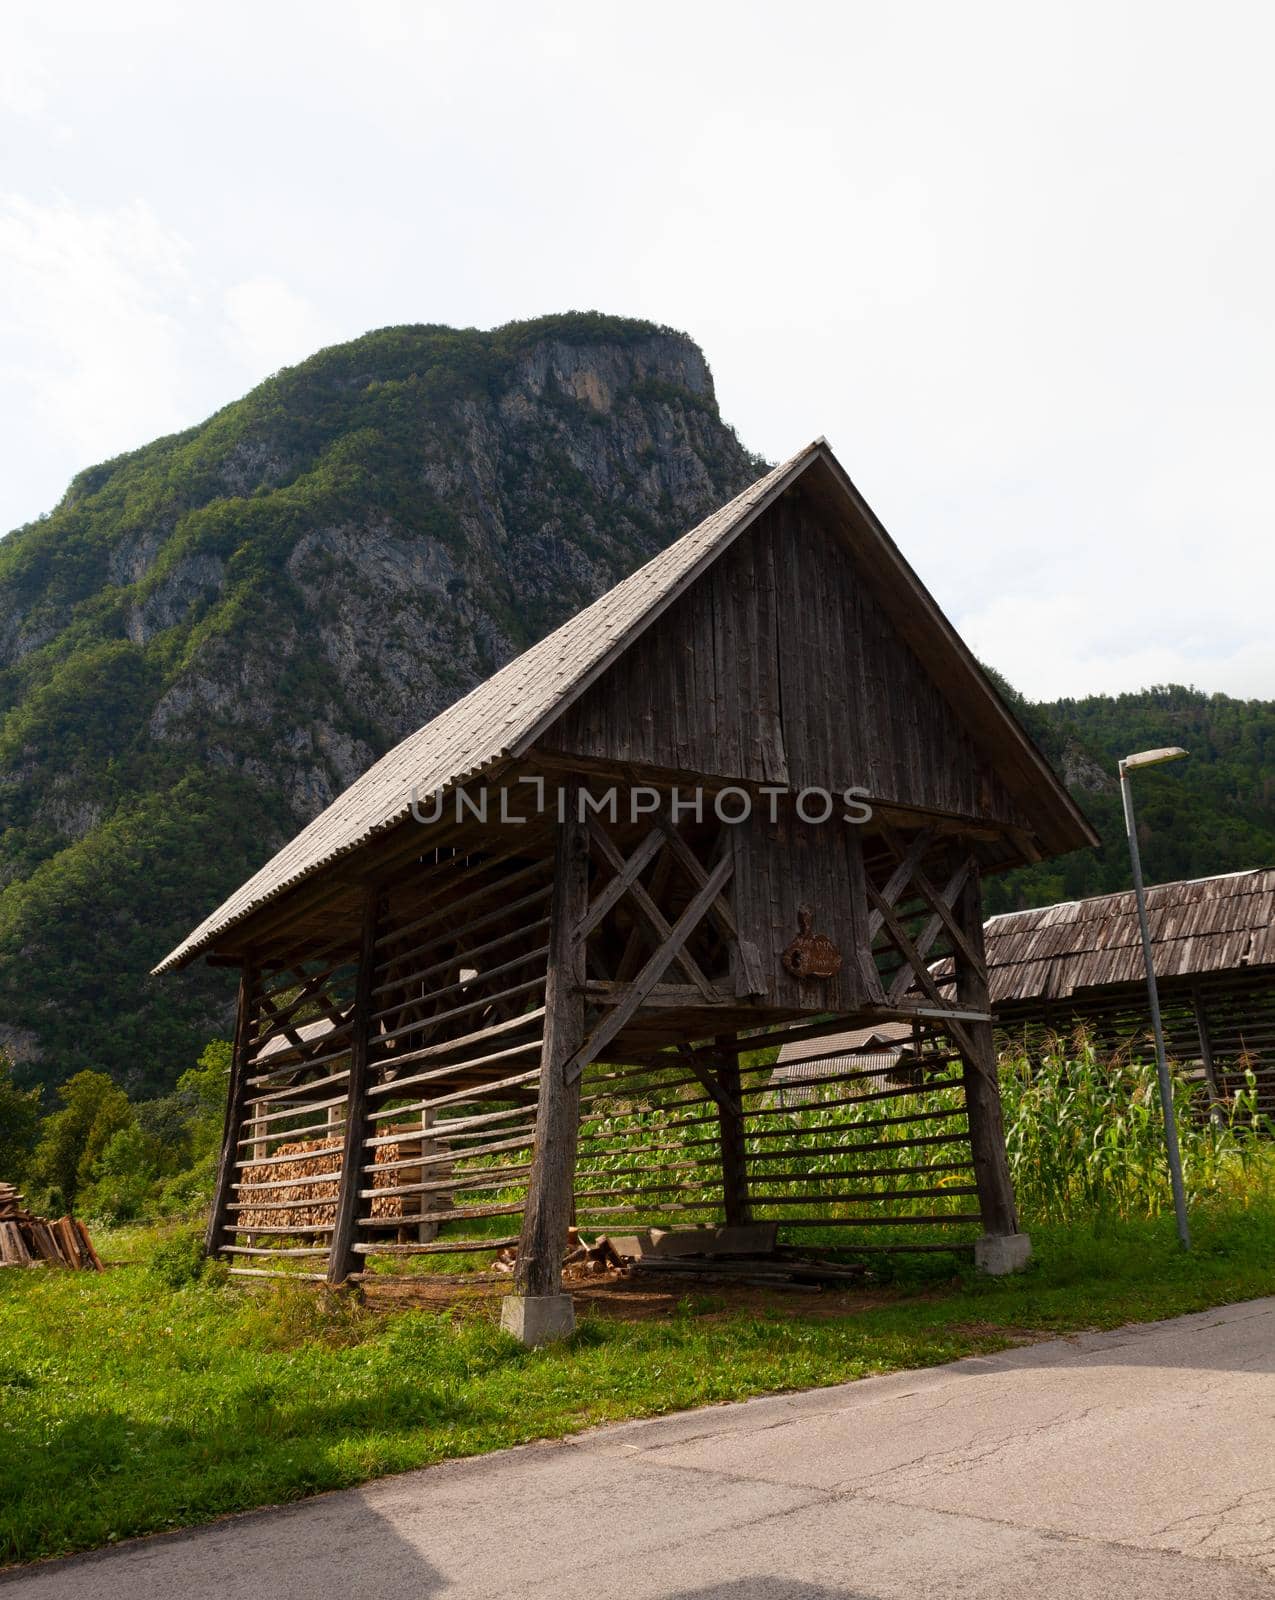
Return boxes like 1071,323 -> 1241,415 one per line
0,314 -> 760,1097
985,683 -> 1275,913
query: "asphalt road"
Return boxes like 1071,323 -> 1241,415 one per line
7,1298 -> 1275,1599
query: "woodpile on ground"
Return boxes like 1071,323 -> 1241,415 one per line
491,1225 -> 872,1291
493,1227 -> 627,1279
0,1183 -> 102,1270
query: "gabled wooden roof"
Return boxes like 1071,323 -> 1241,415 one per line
156,439 -> 1095,973
984,868 -> 1275,1002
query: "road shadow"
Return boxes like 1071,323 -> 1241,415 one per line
0,1481 -> 448,1600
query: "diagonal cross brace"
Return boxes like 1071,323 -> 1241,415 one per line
866,882 -> 980,1068
583,820 -> 715,999
886,857 -> 972,1006
563,853 -> 734,1084
656,819 -> 766,997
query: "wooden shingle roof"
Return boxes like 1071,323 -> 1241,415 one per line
983,868 -> 1275,1003
156,439 -> 1094,973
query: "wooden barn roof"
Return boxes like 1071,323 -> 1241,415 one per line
156,439 -> 1094,974
983,868 -> 1275,1004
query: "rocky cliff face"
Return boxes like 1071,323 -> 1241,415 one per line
0,314 -> 762,1094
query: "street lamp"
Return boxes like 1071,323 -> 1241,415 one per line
1119,746 -> 1190,1249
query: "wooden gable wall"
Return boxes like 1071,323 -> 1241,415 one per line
544,489 -> 1028,831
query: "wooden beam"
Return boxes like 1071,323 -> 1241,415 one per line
866,884 -> 978,1062
584,980 -> 736,1009
1192,986 -> 1225,1124
327,891 -> 379,1284
714,1035 -> 751,1227
866,827 -> 938,941
206,963 -> 257,1257
953,859 -> 1020,1237
584,819 -> 715,999
656,818 -> 766,996
575,824 -> 665,943
513,784 -> 590,1299
564,854 -> 734,1084
886,856 -> 972,1006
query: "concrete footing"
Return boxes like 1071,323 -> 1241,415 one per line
500,1292 -> 576,1346
975,1231 -> 1033,1276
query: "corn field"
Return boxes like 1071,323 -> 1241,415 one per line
1001,1032 -> 1275,1224
355,1033 -> 1275,1275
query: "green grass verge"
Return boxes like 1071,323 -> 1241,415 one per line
3,1199 -> 1275,1568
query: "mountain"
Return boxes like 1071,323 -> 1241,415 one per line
0,313 -> 763,1097
3,311 -> 1271,1100
983,681 -> 1275,914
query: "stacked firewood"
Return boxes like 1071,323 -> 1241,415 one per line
235,1137 -> 427,1231
0,1183 -> 102,1270
235,1139 -> 343,1232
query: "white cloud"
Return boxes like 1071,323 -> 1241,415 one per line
0,196 -> 196,494
223,278 -> 334,384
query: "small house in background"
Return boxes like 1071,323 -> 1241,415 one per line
980,868 -> 1275,1114
771,1021 -> 915,1106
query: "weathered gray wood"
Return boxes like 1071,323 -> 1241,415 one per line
369,1007 -> 547,1080
714,1036 -> 752,1227
1192,987 -> 1225,1123
514,787 -> 590,1299
953,860 -> 1020,1237
887,856 -> 972,1005
866,883 -> 978,1062
329,894 -> 378,1281
866,827 -> 938,941
370,916 -> 551,1005
576,825 -> 665,942
206,963 -> 256,1256
585,819 -> 715,999
655,818 -> 768,998
564,853 -> 734,1083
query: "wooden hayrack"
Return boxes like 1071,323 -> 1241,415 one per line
156,441 -> 1097,1331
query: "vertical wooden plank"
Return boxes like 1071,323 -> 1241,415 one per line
954,858 -> 1020,1236
327,890 -> 380,1284
1192,986 -> 1225,1123
755,519 -> 790,786
715,1036 -> 751,1226
709,552 -> 743,779
514,785 -> 589,1298
205,961 -> 257,1257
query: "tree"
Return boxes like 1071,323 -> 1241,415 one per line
0,1053 -> 41,1183
29,1070 -> 134,1209
175,1040 -> 231,1163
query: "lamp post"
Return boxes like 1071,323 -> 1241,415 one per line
1119,746 -> 1190,1250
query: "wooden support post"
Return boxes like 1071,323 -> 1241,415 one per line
206,962 -> 256,1257
714,1036 -> 752,1228
953,861 -> 1027,1268
507,786 -> 589,1343
1192,986 -> 1225,1125
327,890 -> 379,1284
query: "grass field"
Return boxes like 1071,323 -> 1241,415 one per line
4,1193 -> 1275,1569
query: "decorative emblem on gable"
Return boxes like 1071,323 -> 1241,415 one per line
781,906 -> 843,981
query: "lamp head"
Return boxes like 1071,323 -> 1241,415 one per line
1120,746 -> 1189,773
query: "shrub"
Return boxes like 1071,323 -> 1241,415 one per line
147,1228 -> 213,1289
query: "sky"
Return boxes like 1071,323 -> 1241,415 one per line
1,0 -> 1271,702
